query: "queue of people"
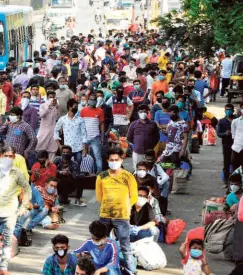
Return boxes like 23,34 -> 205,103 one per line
0,27 -> 242,275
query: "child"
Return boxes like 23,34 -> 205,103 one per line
180,238 -> 210,275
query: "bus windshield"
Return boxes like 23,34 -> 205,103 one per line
51,0 -> 73,7
0,22 -> 5,56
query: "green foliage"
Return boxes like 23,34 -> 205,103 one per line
154,0 -> 243,55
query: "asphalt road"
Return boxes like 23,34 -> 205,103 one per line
8,96 -> 241,275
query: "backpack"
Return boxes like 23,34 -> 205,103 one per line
204,219 -> 234,254
131,237 -> 167,270
19,229 -> 32,247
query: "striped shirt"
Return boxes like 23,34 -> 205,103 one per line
80,154 -> 95,173
73,238 -> 120,270
80,107 -> 104,141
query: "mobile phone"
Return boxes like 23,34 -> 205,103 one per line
53,98 -> 57,104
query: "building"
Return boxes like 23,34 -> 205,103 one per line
0,0 -> 49,9
162,0 -> 181,14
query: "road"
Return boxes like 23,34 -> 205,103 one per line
8,93 -> 238,275
8,6 -> 238,275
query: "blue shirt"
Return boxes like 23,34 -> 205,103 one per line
179,110 -> 190,122
154,110 -> 171,142
42,253 -> 77,275
74,238 -> 120,271
194,79 -> 209,107
226,192 -> 240,207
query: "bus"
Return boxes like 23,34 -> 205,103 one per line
105,9 -> 132,31
0,5 -> 35,70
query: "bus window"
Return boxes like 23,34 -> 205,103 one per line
0,22 -> 5,56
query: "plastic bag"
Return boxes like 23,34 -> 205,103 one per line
165,219 -> 186,244
172,169 -> 189,194
203,124 -> 216,146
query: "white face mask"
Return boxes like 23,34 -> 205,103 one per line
136,196 -> 147,207
138,112 -> 147,120
8,115 -> 18,123
0,158 -> 13,175
81,101 -> 87,107
21,98 -> 30,110
137,170 -> 147,178
108,161 -> 122,171
92,239 -> 104,247
230,185 -> 240,193
96,96 -> 104,107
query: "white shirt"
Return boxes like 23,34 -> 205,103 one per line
54,114 -> 88,153
221,58 -> 233,79
122,65 -> 137,81
147,75 -> 154,90
231,116 -> 243,153
139,53 -> 148,68
94,47 -> 106,66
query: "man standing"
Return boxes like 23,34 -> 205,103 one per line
0,79 -> 7,116
161,105 -> 189,166
96,147 -> 138,275
20,91 -> 39,132
231,103 -> 243,171
27,67 -> 45,88
1,78 -> 12,114
80,94 -> 104,173
127,104 -> 160,170
36,90 -> 60,161
13,67 -> 29,92
151,70 -> 168,104
0,151 -> 29,275
0,107 -> 37,159
55,77 -> 74,117
54,98 -> 88,167
221,54 -> 233,97
122,58 -> 137,81
217,104 -> 235,185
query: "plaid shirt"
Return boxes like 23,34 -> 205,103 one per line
0,120 -> 37,155
42,253 -> 77,275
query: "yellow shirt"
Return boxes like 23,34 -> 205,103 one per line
96,169 -> 138,220
13,154 -> 29,180
65,64 -> 71,77
26,86 -> 46,98
157,55 -> 168,70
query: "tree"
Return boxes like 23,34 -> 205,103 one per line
153,0 -> 243,56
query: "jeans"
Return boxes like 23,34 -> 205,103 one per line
160,180 -> 170,198
0,215 -> 17,271
130,226 -> 160,243
221,78 -> 230,96
89,136 -> 103,173
100,218 -> 136,274
73,151 -> 82,167
231,150 -> 243,171
223,146 -> 232,183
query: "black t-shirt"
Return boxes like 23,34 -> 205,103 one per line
130,203 -> 155,226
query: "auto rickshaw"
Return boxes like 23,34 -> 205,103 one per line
227,54 -> 243,103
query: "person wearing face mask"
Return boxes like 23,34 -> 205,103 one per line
128,79 -> 146,121
27,67 -> 45,88
127,104 -> 160,170
78,95 -> 88,111
231,102 -> 243,171
180,239 -> 210,275
177,95 -> 191,126
154,97 -> 171,157
130,186 -> 160,242
54,98 -> 88,168
36,91 -> 60,161
173,62 -> 186,86
74,221 -> 121,275
161,105 -> 189,166
217,104 -> 235,186
96,147 -> 138,275
55,77 -> 74,116
106,85 -> 134,135
226,174 -> 242,209
151,91 -> 164,120
31,150 -> 57,188
0,148 -> 29,274
43,234 -> 77,274
80,94 -> 104,173
20,91 -> 39,132
122,58 -> 137,81
0,107 -> 37,162
151,70 -> 168,104
134,161 -> 160,199
35,177 -> 61,230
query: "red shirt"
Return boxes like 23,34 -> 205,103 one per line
2,82 -> 13,112
124,85 -> 134,96
138,75 -> 147,92
31,162 -> 57,188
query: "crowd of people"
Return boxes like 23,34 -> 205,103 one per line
0,27 -> 242,275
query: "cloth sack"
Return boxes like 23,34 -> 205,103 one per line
172,169 -> 189,194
